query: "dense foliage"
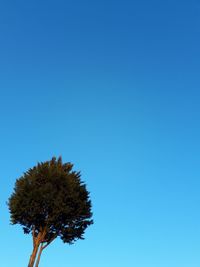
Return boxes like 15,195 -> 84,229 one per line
9,157 -> 93,243
8,157 -> 93,267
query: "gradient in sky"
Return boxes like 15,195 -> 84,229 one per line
1,0 -> 200,266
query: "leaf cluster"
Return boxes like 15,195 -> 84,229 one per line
8,157 -> 93,244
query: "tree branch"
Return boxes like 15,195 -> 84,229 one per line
32,226 -> 36,247
42,234 -> 57,250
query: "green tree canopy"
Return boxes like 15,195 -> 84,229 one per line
8,157 -> 93,267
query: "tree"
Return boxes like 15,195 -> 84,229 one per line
8,157 -> 93,267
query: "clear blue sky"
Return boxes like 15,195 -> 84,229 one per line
1,0 -> 200,266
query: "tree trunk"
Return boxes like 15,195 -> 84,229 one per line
34,235 -> 57,267
35,244 -> 43,267
28,243 -> 40,267
28,228 -> 47,267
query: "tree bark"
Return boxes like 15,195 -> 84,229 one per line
28,243 -> 40,267
28,228 -> 56,267
28,230 -> 44,267
35,244 -> 43,267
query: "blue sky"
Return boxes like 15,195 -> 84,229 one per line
1,0 -> 200,266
